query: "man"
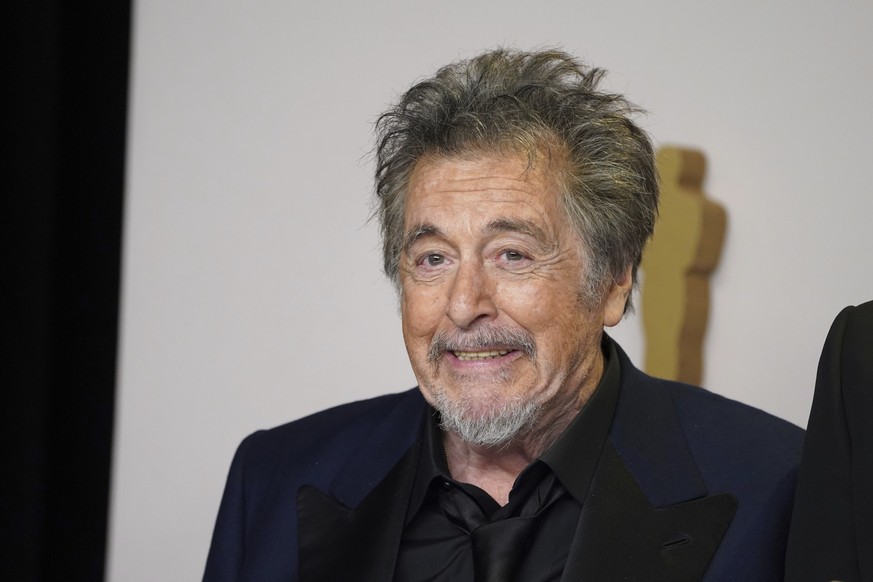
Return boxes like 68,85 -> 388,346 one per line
203,49 -> 803,581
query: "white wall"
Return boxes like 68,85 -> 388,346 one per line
108,1 -> 873,579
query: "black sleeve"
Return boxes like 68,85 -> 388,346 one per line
785,300 -> 873,582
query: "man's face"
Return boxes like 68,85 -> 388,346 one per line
399,153 -> 630,446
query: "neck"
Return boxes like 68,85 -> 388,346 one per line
443,349 -> 604,505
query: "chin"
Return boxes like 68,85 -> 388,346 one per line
426,385 -> 543,447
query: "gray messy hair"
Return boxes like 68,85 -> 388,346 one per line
373,48 -> 658,311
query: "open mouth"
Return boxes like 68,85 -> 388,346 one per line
452,349 -> 511,361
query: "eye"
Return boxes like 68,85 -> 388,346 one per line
502,250 -> 526,262
424,253 -> 445,267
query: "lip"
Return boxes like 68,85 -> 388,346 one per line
445,348 -> 522,368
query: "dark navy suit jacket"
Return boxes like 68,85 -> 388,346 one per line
203,344 -> 803,581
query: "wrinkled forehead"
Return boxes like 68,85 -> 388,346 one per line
400,152 -> 579,248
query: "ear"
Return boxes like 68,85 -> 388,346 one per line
603,266 -> 633,327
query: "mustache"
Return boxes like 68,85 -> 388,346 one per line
427,325 -> 537,363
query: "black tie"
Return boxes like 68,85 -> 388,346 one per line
438,465 -> 564,582
471,516 -> 538,582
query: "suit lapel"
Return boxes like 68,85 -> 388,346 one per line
561,347 -> 738,581
561,443 -> 736,582
297,445 -> 420,582
296,396 -> 427,582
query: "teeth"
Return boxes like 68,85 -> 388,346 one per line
453,350 -> 510,361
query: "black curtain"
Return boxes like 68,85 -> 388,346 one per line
6,1 -> 131,580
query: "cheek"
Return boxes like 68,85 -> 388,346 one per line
499,281 -> 597,362
493,279 -> 543,315
496,279 -> 575,329
401,286 -> 445,340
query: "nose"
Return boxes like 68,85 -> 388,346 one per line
446,260 -> 497,329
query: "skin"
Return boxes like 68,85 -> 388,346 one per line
399,152 -> 632,505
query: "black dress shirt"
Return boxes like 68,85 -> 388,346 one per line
393,339 -> 621,582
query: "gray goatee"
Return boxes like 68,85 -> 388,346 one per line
426,325 -> 540,447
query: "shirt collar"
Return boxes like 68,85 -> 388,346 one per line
539,335 -> 620,503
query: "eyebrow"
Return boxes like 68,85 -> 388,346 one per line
485,218 -> 550,245
402,218 -> 552,254
402,224 -> 442,254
